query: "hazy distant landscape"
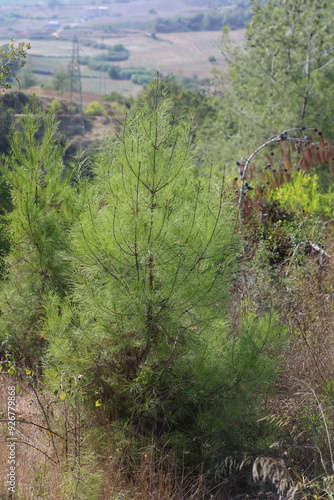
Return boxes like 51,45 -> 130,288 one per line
3,2 -> 334,499
0,0 -> 247,95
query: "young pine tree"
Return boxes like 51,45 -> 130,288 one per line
0,101 -> 80,370
0,178 -> 12,282
45,81 -> 285,468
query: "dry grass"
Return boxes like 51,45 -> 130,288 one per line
0,374 -> 230,499
0,374 -> 61,498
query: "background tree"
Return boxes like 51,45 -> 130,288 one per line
49,65 -> 70,93
219,0 -> 334,160
0,40 -> 30,93
15,60 -> 39,89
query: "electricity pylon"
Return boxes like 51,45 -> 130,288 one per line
69,35 -> 85,134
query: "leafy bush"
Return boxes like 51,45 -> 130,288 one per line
48,98 -> 61,113
130,73 -> 153,86
16,64 -> 39,89
49,65 -> 70,92
108,65 -> 120,79
103,92 -> 133,112
83,101 -> 106,116
112,43 -> 126,52
96,44 -> 129,62
271,171 -> 334,217
87,60 -> 111,72
104,50 -> 129,62
79,40 -> 110,50
109,66 -> 155,86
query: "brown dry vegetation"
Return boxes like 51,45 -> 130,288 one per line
0,374 -> 58,498
231,132 -> 334,490
0,374 -> 231,499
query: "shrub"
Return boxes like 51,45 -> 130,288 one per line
130,73 -> 153,86
88,60 -> 110,72
112,43 -> 126,52
271,171 -> 334,217
116,67 -> 155,85
108,65 -> 121,79
49,98 -> 61,113
83,101 -> 106,116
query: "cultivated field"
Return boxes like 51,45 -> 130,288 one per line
0,0 -> 244,96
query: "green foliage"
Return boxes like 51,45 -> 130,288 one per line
49,65 -> 70,93
130,72 -> 153,86
220,0 -> 334,154
197,0 -> 334,171
108,65 -> 121,79
108,66 -> 155,86
15,60 -> 39,89
154,6 -> 251,33
0,106 -> 15,155
100,44 -> 129,62
0,178 -> 12,282
112,43 -> 126,52
80,40 -> 129,72
86,59 -> 111,73
60,455 -> 103,500
48,98 -> 61,114
151,80 -> 223,172
163,79 -> 217,126
83,101 -> 106,116
0,7 -> 333,498
0,101 -> 79,368
79,40 -> 111,50
39,80 -> 287,472
103,92 -> 133,115
199,304 -> 286,454
0,40 -> 30,92
55,79 -> 238,377
271,171 -> 334,217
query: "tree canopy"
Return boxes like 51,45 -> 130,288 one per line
0,40 -> 30,93
220,0 -> 334,153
